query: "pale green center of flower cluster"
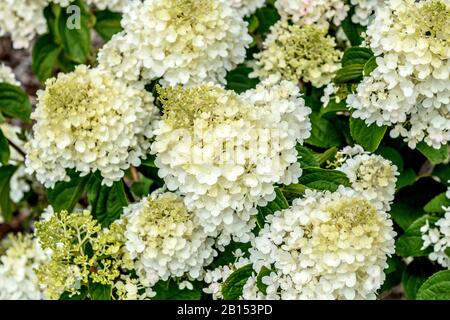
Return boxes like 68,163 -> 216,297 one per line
355,158 -> 393,188
158,85 -> 243,129
326,198 -> 379,231
0,234 -> 36,260
35,211 -> 131,300
169,0 -> 215,25
137,194 -> 192,247
402,0 -> 450,43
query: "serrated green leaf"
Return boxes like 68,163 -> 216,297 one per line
424,193 -> 450,214
298,168 -> 350,192
334,64 -> 364,84
0,129 -> 10,165
222,264 -> 253,300
341,10 -> 365,46
349,117 -> 387,152
32,34 -> 62,82
0,165 -> 17,222
396,215 -> 440,257
306,113 -> 343,148
87,175 -> 128,227
48,171 -> 91,212
341,47 -> 373,66
0,83 -> 32,122
94,10 -> 122,42
88,283 -> 112,301
390,202 -> 425,231
417,270 -> 450,300
296,145 -> 320,168
363,56 -> 378,76
417,142 -> 449,165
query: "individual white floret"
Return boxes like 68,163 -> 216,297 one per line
421,209 -> 450,269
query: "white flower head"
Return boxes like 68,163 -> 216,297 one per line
151,79 -> 311,246
0,64 -> 20,86
98,0 -> 252,86
229,0 -> 265,17
25,65 -> 158,188
421,209 -> 450,269
123,192 -> 217,286
244,186 -> 396,300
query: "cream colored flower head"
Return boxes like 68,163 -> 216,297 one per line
335,145 -> 399,211
348,0 -> 450,149
0,63 -> 20,86
25,65 -> 158,188
244,186 -> 396,300
229,0 -> 265,17
123,192 -> 216,286
151,79 -> 311,246
98,0 -> 252,86
251,21 -> 342,87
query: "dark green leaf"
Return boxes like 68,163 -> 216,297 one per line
319,99 -> 348,117
89,283 -> 112,301
396,215 -> 440,257
433,164 -> 450,185
59,287 -> 88,300
334,64 -> 364,84
94,10 -> 122,42
0,83 -> 32,122
256,266 -> 272,295
131,177 -> 154,198
341,47 -> 373,66
0,129 -> 10,165
376,146 -> 404,172
32,34 -> 62,82
314,147 -> 339,165
296,145 -> 320,168
363,56 -> 378,76
402,259 -> 438,300
225,66 -> 260,93
424,193 -> 450,214
379,256 -> 405,294
87,175 -> 128,227
207,241 -> 251,270
306,113 -> 343,148
341,11 -> 365,46
0,165 -> 17,222
396,168 -> 417,191
417,142 -> 449,165
47,171 -> 90,212
153,279 -> 203,300
390,202 -> 425,231
349,117 -> 387,152
256,188 -> 289,229
298,168 -> 350,192
417,270 -> 450,300
222,264 -> 253,300
254,7 -> 280,34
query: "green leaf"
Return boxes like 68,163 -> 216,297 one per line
0,129 -> 10,165
254,7 -> 280,34
153,279 -> 203,300
280,184 -> 307,201
222,264 -> 253,300
94,10 -> 123,42
0,165 -> 17,222
246,15 -> 259,33
433,164 -> 450,185
402,259 -> 438,300
32,34 -> 62,82
349,117 -> 387,152
89,283 -> 112,301
334,64 -> 364,84
424,193 -> 450,214
396,168 -> 417,191
396,215 -> 440,257
306,113 -> 343,148
256,188 -> 289,229
379,256 -> 405,294
0,83 -> 32,122
314,147 -> 339,165
87,175 -> 128,227
341,11 -> 365,46
376,146 -> 404,172
57,1 -> 91,64
417,270 -> 450,300
256,266 -> 272,295
59,287 -> 88,300
298,168 -> 350,192
417,142 -> 449,165
319,99 -> 348,117
296,145 -> 320,168
43,4 -> 62,42
48,171 -> 91,212
207,241 -> 251,270
390,202 -> 425,231
225,66 -> 260,93
341,47 -> 373,66
131,177 -> 154,198
363,56 -> 378,76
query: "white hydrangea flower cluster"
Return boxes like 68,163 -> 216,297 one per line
0,0 -> 48,49
123,192 -> 217,286
151,80 -> 311,246
0,234 -> 49,300
243,186 -> 396,300
203,254 -> 250,300
421,209 -> 450,269
97,0 -> 252,86
0,63 -> 20,86
275,0 -> 349,28
114,274 -> 157,300
25,65 -> 158,188
347,0 -> 450,149
335,145 -> 399,211
229,0 -> 265,17
251,21 -> 342,87
350,0 -> 383,26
